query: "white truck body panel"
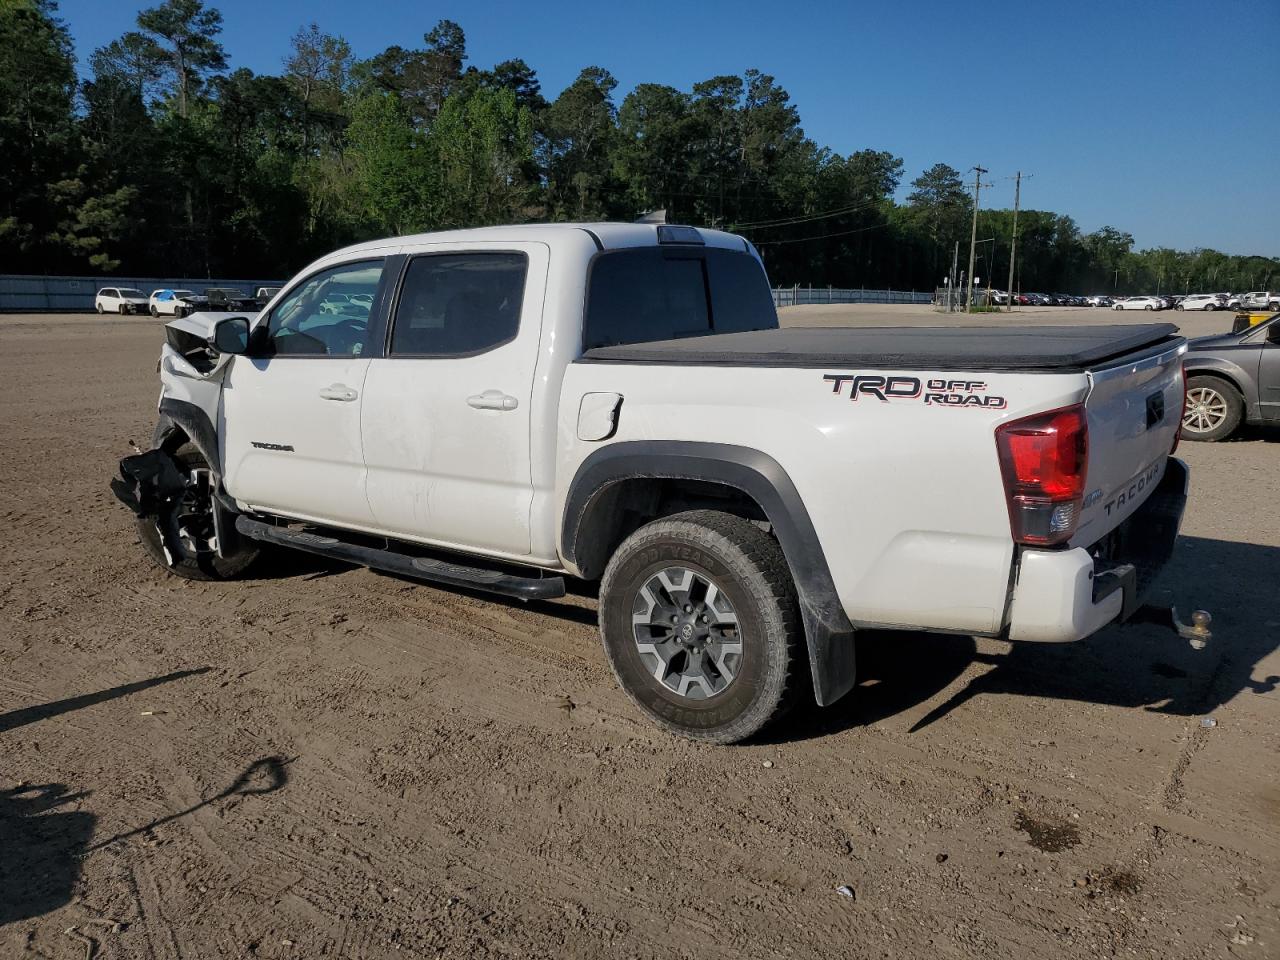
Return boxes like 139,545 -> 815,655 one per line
151,223 -> 1188,654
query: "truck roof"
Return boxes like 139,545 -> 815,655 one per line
327,222 -> 753,258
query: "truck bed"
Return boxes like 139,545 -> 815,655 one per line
579,324 -> 1180,372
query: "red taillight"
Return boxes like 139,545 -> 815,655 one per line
1171,363 -> 1187,455
995,404 -> 1088,546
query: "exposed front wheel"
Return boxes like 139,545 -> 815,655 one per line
1182,375 -> 1244,442
137,444 -> 258,580
599,510 -> 803,744
1145,304 -> 1154,310
150,305 -> 158,317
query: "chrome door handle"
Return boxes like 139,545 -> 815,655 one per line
319,383 -> 358,402
467,390 -> 518,411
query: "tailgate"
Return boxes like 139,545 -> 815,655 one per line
1072,338 -> 1187,546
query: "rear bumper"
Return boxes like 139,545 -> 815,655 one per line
1006,457 -> 1188,642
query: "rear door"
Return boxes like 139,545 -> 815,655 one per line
1072,339 -> 1185,546
360,242 -> 547,557
221,258 -> 390,527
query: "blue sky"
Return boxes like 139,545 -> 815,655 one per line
58,0 -> 1279,256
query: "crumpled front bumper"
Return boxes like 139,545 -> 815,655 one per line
1006,457 -> 1188,642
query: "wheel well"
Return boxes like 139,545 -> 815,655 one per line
1185,368 -> 1244,398
572,477 -> 769,580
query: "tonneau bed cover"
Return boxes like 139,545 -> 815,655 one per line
580,323 -> 1180,372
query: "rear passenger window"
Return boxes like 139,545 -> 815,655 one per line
585,250 -> 709,348
390,253 -> 527,357
584,247 -> 778,349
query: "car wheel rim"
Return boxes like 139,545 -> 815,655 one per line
1183,387 -> 1229,433
631,566 -> 743,700
174,467 -> 218,554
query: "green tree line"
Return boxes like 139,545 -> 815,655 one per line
2,0 -> 1276,294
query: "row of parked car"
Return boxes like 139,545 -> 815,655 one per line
93,286 -> 282,317
985,290 -> 1280,312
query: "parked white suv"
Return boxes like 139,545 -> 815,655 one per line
111,223 -> 1191,743
1178,294 -> 1223,311
149,289 -> 200,317
95,287 -> 149,315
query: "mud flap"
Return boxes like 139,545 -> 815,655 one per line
109,449 -> 190,565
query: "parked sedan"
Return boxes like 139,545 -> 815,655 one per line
1181,314 -> 1280,440
1178,294 -> 1223,311
95,287 -> 149,315
149,289 -> 202,318
1114,296 -> 1163,311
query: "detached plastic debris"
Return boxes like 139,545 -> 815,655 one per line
1199,717 -> 1218,729
835,885 -> 855,899
110,448 -> 188,517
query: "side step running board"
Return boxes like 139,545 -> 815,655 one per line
234,516 -> 566,601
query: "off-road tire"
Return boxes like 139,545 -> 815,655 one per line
137,444 -> 258,580
1182,375 -> 1244,442
599,509 -> 803,744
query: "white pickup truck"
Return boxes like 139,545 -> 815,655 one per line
112,223 -> 1191,743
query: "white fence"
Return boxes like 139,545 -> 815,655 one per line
773,285 -> 935,307
0,274 -> 285,312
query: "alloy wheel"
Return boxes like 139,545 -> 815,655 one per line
1183,386 -> 1229,434
631,566 -> 743,699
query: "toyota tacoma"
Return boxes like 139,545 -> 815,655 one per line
112,223 -> 1191,743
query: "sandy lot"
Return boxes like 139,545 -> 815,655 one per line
1,307 -> 1277,959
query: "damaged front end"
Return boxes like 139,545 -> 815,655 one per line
111,309 -> 249,568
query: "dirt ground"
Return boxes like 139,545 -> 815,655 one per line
1,307 -> 1277,960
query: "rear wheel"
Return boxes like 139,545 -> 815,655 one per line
1182,375 -> 1243,442
599,510 -> 803,744
137,444 -> 258,580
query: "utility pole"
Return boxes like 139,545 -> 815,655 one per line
1005,171 -> 1021,312
965,166 -> 987,313
950,242 -> 960,312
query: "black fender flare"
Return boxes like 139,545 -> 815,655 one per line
563,441 -> 856,706
152,398 -> 244,558
154,398 -> 221,474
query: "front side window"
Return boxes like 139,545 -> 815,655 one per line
264,260 -> 384,357
390,252 -> 527,357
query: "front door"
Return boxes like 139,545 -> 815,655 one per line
1259,328 -> 1280,421
221,258 -> 388,528
360,243 -> 547,558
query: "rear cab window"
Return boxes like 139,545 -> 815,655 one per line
583,246 -> 777,349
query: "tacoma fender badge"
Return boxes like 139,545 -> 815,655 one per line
250,441 -> 295,451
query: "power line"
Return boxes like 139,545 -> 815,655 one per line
753,220 -> 892,246
731,195 -> 889,230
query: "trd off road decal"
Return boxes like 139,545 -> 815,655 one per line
822,374 -> 1007,409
